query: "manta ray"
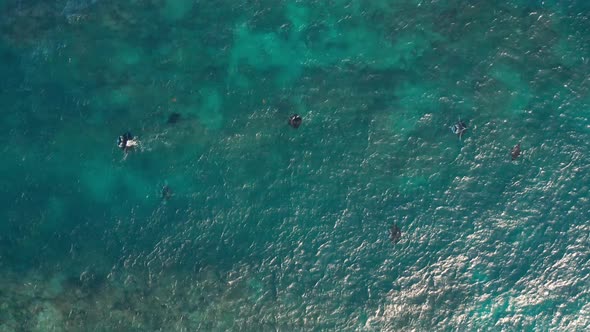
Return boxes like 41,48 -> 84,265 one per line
451,120 -> 467,140
389,224 -> 401,244
511,143 -> 521,160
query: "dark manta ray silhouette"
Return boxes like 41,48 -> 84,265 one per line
288,114 -> 302,128
511,143 -> 521,160
389,224 -> 401,244
161,185 -> 173,200
167,112 -> 181,124
451,120 -> 467,140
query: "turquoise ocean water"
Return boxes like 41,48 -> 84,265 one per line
1,0 -> 590,330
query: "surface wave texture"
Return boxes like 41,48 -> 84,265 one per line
1,0 -> 590,331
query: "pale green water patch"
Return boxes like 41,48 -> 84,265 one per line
488,63 -> 533,116
194,88 -> 224,130
161,0 -> 194,21
228,23 -> 306,86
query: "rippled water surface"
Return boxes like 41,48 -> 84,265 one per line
1,0 -> 590,330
